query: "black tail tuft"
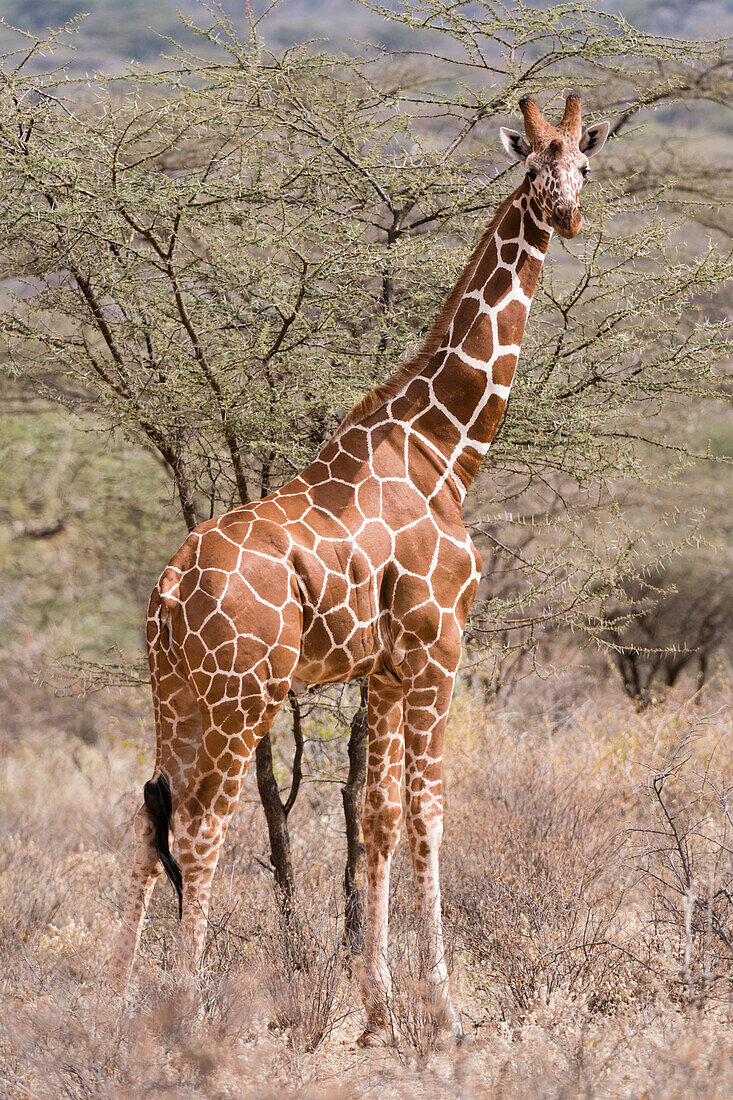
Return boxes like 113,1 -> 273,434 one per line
143,773 -> 183,919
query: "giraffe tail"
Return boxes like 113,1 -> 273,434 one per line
143,773 -> 183,919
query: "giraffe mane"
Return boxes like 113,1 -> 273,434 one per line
333,188 -> 519,439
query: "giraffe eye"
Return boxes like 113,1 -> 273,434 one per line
581,165 -> 590,178
526,168 -> 537,182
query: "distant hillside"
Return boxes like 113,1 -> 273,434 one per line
0,0 -> 225,70
620,0 -> 733,37
1,0 -> 731,72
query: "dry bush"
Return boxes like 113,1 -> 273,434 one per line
376,859 -> 465,1059
474,993 -> 733,1100
2,682 -> 733,1099
624,723 -> 733,1009
1,979 -> 269,1098
382,941 -> 458,1060
440,689 -> 733,1033
441,728 -> 639,1016
341,896 -> 451,1058
259,894 -> 351,1055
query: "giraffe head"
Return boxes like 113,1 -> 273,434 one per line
499,95 -> 609,239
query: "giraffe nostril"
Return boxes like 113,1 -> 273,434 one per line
554,202 -> 569,220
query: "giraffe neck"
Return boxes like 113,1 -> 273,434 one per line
324,179 -> 552,503
408,177 -> 551,496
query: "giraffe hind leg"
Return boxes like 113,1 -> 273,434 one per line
108,596 -> 203,994
174,672 -> 296,975
107,801 -> 162,995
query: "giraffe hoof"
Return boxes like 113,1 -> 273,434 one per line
455,1024 -> 473,1047
431,1026 -> 455,1051
356,1023 -> 394,1048
104,967 -> 131,1001
427,1004 -> 467,1049
435,1022 -> 468,1051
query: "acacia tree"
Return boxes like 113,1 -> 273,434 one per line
600,561 -> 733,704
1,1 -> 731,933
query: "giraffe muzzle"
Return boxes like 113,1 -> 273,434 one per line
552,202 -> 583,239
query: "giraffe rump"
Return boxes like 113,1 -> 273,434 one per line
143,773 -> 183,918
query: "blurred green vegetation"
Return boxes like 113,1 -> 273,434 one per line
0,396 -> 182,660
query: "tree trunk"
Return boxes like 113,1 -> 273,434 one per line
255,693 -> 303,912
613,649 -> 650,707
341,680 -> 369,954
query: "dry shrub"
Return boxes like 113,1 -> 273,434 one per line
2,684 -> 733,1099
0,837 -> 65,972
374,846 -> 463,1059
0,980 -> 266,1099
442,732 -> 637,1015
625,722 -> 733,1009
385,978 -> 445,1061
441,692 -> 733,1032
261,893 -> 350,1054
381,923 -> 455,1060
479,994 -> 733,1100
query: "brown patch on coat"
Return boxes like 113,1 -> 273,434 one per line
451,296 -> 480,335
412,404 -> 462,456
407,447 -> 442,497
468,394 -> 506,442
492,353 -> 518,387
432,355 -> 487,411
460,315 -> 493,362
497,202 -> 521,242
516,250 -> 543,290
501,241 -> 519,265
455,446 -> 483,488
482,267 -> 513,306
467,240 -> 498,293
496,298 -> 527,344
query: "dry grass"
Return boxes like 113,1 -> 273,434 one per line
1,673 -> 732,1097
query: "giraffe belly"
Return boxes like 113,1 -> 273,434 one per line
293,597 -> 384,686
293,645 -> 380,689
291,538 -> 386,686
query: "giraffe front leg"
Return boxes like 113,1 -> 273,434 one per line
356,671 -> 404,1046
403,665 -> 461,1039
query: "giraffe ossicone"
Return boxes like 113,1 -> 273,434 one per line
108,95 -> 609,1038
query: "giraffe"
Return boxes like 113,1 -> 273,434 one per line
108,95 -> 609,1039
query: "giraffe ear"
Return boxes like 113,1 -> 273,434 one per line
579,121 -> 610,158
499,127 -> 531,161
